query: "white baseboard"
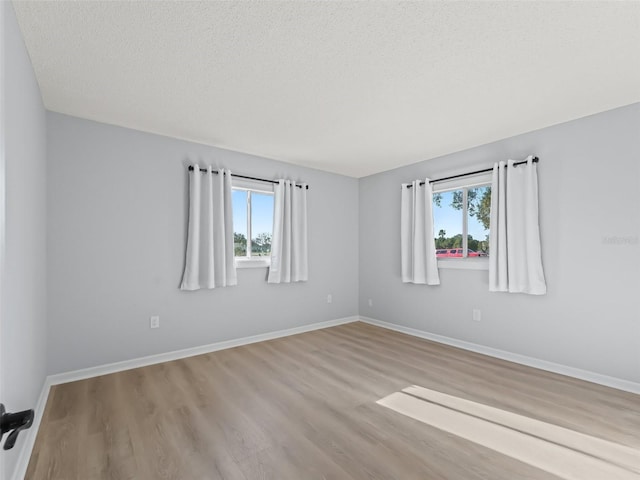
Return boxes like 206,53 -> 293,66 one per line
359,316 -> 640,395
11,378 -> 51,480
48,316 -> 359,386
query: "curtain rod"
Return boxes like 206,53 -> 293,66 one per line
188,166 -> 309,189
407,156 -> 539,188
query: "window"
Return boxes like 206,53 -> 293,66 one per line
432,173 -> 491,270
231,179 -> 274,268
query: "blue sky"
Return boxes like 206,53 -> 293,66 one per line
433,190 -> 488,241
232,190 -> 274,238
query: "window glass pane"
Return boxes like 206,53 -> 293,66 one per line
433,190 -> 463,257
467,185 -> 491,256
232,189 -> 248,257
250,192 -> 274,257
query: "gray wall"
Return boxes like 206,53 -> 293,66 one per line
45,104 -> 640,383
359,103 -> 640,383
1,2 -> 48,478
46,113 -> 359,374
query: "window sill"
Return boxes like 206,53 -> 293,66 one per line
236,257 -> 271,269
437,258 -> 489,270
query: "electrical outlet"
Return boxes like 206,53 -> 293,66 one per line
327,294 -> 332,304
150,315 -> 160,329
368,298 -> 373,307
472,309 -> 481,322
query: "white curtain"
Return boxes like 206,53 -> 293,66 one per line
268,180 -> 308,283
489,156 -> 546,294
401,179 -> 440,285
180,166 -> 237,290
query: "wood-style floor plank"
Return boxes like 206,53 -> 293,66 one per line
25,322 -> 640,479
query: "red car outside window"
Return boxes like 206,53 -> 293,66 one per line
435,249 -> 482,258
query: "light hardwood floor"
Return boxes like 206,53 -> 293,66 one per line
26,322 -> 640,479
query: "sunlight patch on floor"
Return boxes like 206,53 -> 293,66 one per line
377,385 -> 640,480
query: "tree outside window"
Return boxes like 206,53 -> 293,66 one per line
433,185 -> 490,257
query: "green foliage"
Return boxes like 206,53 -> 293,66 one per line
433,186 -> 491,230
474,187 -> 491,231
252,232 -> 272,256
234,232 -> 272,256
234,232 -> 247,256
435,233 -> 463,249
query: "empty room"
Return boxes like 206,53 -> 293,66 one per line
1,1 -> 639,479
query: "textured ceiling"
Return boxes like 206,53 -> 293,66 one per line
12,1 -> 640,178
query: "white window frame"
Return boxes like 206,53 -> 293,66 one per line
433,172 -> 492,271
232,178 -> 274,269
